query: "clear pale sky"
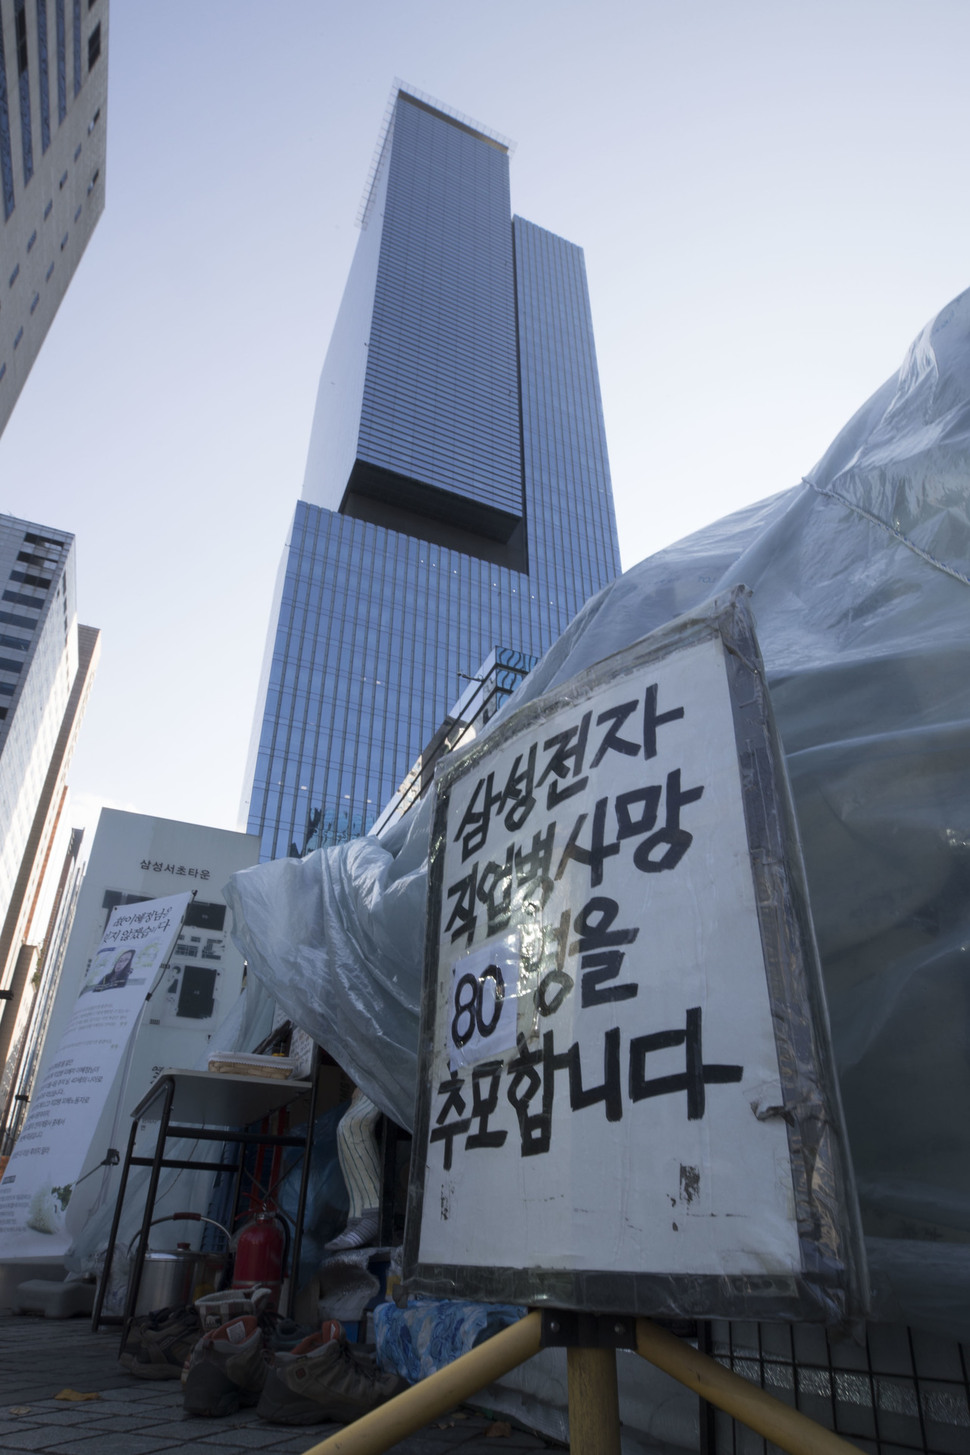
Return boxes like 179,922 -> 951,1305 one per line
0,0 -> 968,847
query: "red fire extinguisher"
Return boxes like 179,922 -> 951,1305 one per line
231,1210 -> 287,1307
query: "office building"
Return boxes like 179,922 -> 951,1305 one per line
0,0 -> 108,437
0,824 -> 84,1157
14,809 -> 259,1234
244,86 -> 620,858
0,515 -> 99,1104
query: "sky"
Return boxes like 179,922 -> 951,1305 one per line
1,0 -> 969,850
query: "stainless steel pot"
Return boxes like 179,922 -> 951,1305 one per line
128,1213 -> 230,1316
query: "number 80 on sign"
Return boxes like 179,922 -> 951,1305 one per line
448,935 -> 520,1071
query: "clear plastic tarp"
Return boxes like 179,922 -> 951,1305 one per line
225,286 -> 970,1341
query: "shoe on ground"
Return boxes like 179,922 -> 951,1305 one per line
119,1303 -> 201,1380
257,1327 -> 406,1425
268,1315 -> 343,1353
183,1314 -> 268,1417
194,1284 -> 276,1333
324,1209 -> 379,1254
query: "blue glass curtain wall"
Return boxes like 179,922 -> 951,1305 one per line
247,95 -> 621,861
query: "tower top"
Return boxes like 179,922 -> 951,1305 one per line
357,79 -> 515,229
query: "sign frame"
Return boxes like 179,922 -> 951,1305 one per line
404,590 -> 866,1325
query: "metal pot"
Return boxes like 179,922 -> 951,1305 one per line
128,1213 -> 230,1316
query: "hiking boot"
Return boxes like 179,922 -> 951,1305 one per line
119,1303 -> 201,1380
268,1315 -> 342,1354
257,1328 -> 407,1425
183,1315 -> 268,1417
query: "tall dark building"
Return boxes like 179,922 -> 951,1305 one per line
243,87 -> 620,857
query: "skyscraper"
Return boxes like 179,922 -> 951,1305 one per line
0,0 -> 108,437
0,515 -> 99,1094
243,86 -> 620,859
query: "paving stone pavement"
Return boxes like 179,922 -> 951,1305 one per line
0,1311 -> 561,1454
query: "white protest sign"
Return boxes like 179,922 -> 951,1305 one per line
406,594 -> 865,1323
0,891 -> 191,1255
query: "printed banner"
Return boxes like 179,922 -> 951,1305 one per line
0,891 -> 191,1256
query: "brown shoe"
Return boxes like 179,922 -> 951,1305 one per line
183,1315 -> 269,1417
119,1304 -> 201,1380
257,1332 -> 407,1425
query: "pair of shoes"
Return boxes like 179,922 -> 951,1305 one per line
257,1327 -> 408,1425
119,1303 -> 202,1380
182,1315 -> 343,1418
182,1316 -> 406,1424
324,1209 -> 379,1253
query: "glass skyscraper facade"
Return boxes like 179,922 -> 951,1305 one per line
244,88 -> 620,859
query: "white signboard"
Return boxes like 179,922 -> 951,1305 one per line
406,595 -> 865,1322
0,892 -> 191,1255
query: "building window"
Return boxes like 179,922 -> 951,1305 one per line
87,21 -> 99,69
184,902 -> 227,932
10,570 -> 50,589
86,105 -> 99,133
15,2 -> 29,73
0,657 -> 23,673
9,264 -> 19,287
15,1 -> 33,186
59,230 -> 68,249
73,203 -> 81,221
0,19 -> 13,219
27,228 -> 36,251
29,291 -> 39,314
37,0 -> 51,153
12,327 -> 23,350
0,365 -> 6,384
0,608 -> 35,628
86,165 -> 98,194
43,197 -> 52,218
56,0 -> 66,124
72,0 -> 81,97
73,141 -> 81,161
45,260 -> 53,281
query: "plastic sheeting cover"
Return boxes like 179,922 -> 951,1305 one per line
226,834 -> 427,1127
226,286 -> 970,1338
